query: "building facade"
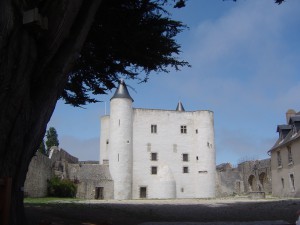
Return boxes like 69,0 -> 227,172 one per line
268,109 -> 300,197
100,80 -> 216,199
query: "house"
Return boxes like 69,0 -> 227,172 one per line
268,109 -> 300,197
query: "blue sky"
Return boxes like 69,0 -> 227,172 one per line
48,0 -> 300,166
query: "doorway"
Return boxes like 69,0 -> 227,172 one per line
140,187 -> 147,198
95,187 -> 104,199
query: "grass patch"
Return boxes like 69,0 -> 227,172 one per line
24,197 -> 80,204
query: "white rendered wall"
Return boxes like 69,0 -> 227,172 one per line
100,115 -> 110,164
192,111 -> 215,198
132,108 -> 215,199
109,98 -> 133,199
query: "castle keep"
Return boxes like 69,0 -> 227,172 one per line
100,81 -> 216,199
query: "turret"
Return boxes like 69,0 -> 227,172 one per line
109,80 -> 133,199
176,101 -> 185,111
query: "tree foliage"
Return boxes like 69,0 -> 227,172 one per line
47,176 -> 77,198
45,127 -> 59,154
61,0 -> 190,106
37,141 -> 46,155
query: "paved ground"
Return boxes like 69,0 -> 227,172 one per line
25,198 -> 300,225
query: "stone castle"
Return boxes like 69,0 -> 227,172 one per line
100,80 -> 215,199
24,81 -> 272,199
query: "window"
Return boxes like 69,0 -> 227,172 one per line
151,124 -> 157,134
290,173 -> 295,191
195,129 -> 198,134
277,151 -> 282,167
151,166 -> 157,175
183,166 -> 189,173
182,153 -> 189,162
173,144 -> 177,153
180,125 -> 187,134
147,143 -> 151,152
287,146 -> 293,164
151,153 -> 157,161
281,178 -> 284,188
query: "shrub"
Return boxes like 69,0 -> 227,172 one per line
47,176 -> 77,198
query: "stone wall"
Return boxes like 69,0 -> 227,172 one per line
67,163 -> 113,199
49,146 -> 78,164
216,163 -> 244,197
216,159 -> 272,197
24,152 -> 52,197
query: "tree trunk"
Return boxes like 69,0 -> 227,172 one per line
0,0 -> 102,224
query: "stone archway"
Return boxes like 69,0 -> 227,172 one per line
248,174 -> 257,192
259,172 -> 267,191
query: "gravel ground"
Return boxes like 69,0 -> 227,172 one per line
25,198 -> 300,225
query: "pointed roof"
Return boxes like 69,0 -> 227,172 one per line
176,101 -> 185,111
111,80 -> 134,102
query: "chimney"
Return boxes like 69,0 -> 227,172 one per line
286,109 -> 296,124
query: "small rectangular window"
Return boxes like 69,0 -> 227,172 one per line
182,153 -> 189,162
181,125 -> 187,134
151,166 -> 157,175
196,129 -> 198,134
151,153 -> 157,161
183,166 -> 189,173
277,151 -> 282,167
147,143 -> 151,152
173,144 -> 177,153
281,178 -> 284,188
151,124 -> 157,134
287,146 -> 293,164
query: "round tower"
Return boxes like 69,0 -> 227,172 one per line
193,110 -> 215,198
109,80 -> 133,199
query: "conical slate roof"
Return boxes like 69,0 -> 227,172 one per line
176,101 -> 185,111
110,80 -> 134,102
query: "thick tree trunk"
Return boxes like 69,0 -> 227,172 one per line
0,0 -> 102,224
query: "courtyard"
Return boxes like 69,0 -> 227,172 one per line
25,197 -> 300,225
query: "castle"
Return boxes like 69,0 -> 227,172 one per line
99,80 -> 216,199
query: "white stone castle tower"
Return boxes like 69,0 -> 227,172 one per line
100,81 -> 215,199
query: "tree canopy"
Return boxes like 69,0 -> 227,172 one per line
37,141 -> 46,155
45,127 -> 59,154
61,0 -> 189,106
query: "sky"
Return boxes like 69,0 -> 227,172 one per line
48,0 -> 300,166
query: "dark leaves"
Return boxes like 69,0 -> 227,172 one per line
62,0 -> 189,106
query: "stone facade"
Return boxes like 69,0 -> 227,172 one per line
24,147 -> 113,199
215,159 -> 272,197
100,81 -> 216,200
268,109 -> 300,198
